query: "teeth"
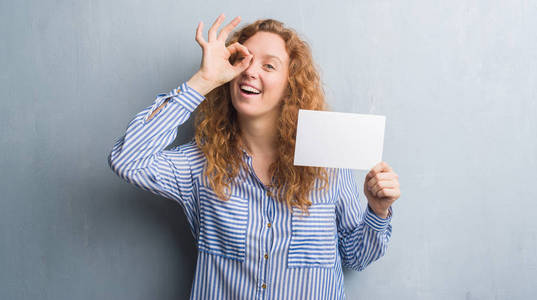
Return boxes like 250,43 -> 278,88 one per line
240,85 -> 261,94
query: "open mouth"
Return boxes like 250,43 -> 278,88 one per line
239,89 -> 261,97
239,85 -> 262,98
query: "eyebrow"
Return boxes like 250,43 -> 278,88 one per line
263,54 -> 283,64
241,49 -> 284,65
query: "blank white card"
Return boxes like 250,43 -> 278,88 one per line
293,109 -> 386,171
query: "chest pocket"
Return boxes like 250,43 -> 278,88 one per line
287,202 -> 337,268
198,185 -> 249,262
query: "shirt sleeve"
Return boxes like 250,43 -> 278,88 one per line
107,81 -> 205,239
335,168 -> 393,271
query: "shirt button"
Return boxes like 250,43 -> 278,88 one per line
262,283 -> 267,289
267,222 -> 271,228
264,253 -> 269,259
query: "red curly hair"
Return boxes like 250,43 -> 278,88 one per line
194,18 -> 335,215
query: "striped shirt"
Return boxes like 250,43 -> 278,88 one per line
108,81 -> 393,300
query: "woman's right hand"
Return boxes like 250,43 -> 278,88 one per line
189,13 -> 253,94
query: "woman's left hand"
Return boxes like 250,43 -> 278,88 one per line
364,161 -> 400,219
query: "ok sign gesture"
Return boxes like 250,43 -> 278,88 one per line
192,13 -> 253,91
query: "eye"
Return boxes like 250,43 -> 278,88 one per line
265,64 -> 275,70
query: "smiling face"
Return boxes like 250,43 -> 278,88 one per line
229,31 -> 290,121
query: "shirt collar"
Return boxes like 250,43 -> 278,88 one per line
239,142 -> 252,158
241,147 -> 252,159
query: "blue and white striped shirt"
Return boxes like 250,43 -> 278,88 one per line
108,81 -> 393,300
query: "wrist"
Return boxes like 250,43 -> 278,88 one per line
368,204 -> 389,219
186,71 -> 217,96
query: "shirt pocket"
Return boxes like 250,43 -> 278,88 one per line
198,185 -> 249,262
287,202 -> 337,268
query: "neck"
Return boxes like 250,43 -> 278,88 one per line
237,113 -> 278,158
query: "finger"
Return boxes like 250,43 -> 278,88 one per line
195,21 -> 207,47
208,13 -> 225,42
218,16 -> 241,42
232,55 -> 253,74
375,187 -> 399,199
227,42 -> 251,57
367,172 -> 399,189
228,43 -> 252,71
381,161 -> 394,172
370,180 -> 399,195
366,162 -> 384,179
367,161 -> 394,179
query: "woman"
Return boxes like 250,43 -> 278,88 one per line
108,13 -> 400,300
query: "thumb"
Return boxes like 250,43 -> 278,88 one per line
233,54 -> 252,73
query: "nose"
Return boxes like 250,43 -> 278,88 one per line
242,57 -> 258,79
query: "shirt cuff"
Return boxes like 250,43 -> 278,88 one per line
364,204 -> 393,232
168,81 -> 206,113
